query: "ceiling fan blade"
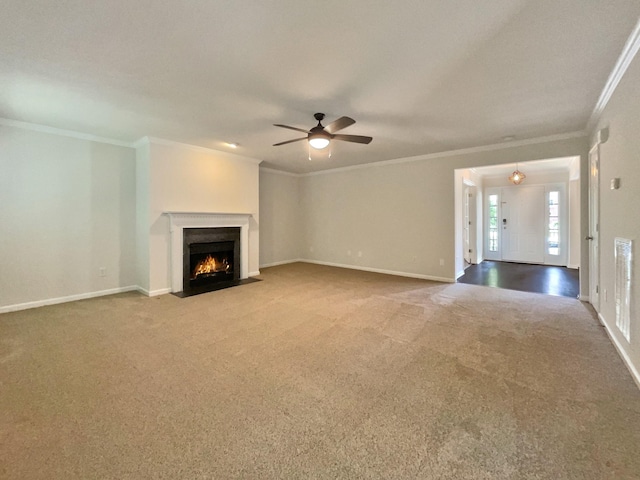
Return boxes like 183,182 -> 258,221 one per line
273,137 -> 307,146
332,134 -> 373,144
324,116 -> 355,134
273,124 -> 310,134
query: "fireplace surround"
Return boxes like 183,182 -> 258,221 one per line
165,212 -> 252,294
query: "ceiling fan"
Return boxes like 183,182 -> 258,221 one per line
273,113 -> 372,150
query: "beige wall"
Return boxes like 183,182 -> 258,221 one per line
568,179 -> 581,269
0,125 -> 137,311
138,139 -> 261,294
591,50 -> 640,383
259,169 -> 302,267
297,135 -> 588,283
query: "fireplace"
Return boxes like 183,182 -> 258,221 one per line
166,212 -> 253,295
183,227 -> 240,294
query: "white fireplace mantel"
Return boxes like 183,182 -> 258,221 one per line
165,212 -> 252,292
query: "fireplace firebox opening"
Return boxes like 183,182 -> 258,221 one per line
183,227 -> 241,295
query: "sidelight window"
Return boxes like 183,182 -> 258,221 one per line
548,191 -> 559,255
488,194 -> 499,252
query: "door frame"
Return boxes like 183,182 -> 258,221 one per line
462,180 -> 478,266
588,143 -> 600,310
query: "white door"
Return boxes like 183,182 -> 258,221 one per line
589,145 -> 600,310
501,185 -> 545,263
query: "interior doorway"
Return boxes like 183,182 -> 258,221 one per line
462,181 -> 478,269
454,156 -> 581,294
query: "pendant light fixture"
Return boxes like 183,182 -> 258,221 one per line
509,164 -> 526,185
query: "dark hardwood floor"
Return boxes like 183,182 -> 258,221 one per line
457,260 -> 579,298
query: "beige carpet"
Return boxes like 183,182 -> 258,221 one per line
1,262 -> 639,479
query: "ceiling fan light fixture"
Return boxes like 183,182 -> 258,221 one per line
308,133 -> 330,149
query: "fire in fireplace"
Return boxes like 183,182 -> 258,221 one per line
183,227 -> 240,295
191,254 -> 231,280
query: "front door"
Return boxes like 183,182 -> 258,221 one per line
501,185 -> 545,263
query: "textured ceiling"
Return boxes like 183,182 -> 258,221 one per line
1,1 -> 639,173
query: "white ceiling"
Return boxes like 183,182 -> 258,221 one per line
1,1 -> 639,174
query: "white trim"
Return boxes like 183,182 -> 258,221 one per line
0,117 -> 132,147
587,18 -> 640,132
456,269 -> 466,279
599,312 -> 640,391
165,212 -> 253,293
303,131 -> 587,177
301,259 -> 454,283
0,286 -> 139,314
249,270 -> 261,277
138,136 -> 263,165
136,286 -> 172,297
131,136 -> 150,149
259,167 -> 302,177
260,259 -> 303,268
567,263 -> 580,270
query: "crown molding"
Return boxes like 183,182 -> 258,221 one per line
587,18 -> 640,132
0,117 -> 132,147
259,167 -> 303,177
302,131 -> 587,177
138,136 -> 263,165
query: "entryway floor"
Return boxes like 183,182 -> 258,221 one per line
457,260 -> 579,298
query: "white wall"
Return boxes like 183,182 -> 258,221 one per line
298,136 -> 588,283
259,169 -> 302,267
136,139 -> 261,295
591,49 -> 640,384
0,125 -> 136,311
135,141 -> 151,292
568,178 -> 581,269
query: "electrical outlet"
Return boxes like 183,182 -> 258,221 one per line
357,251 -> 363,258
439,259 -> 444,266
309,246 -> 314,253
99,267 -> 107,277
347,250 -> 351,256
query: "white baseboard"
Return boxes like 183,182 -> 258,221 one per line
598,312 -> 640,391
0,285 -> 140,314
567,263 -> 580,270
259,259 -> 303,269
137,272 -> 262,298
456,269 -> 465,279
136,286 -> 171,297
300,259 -> 454,283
